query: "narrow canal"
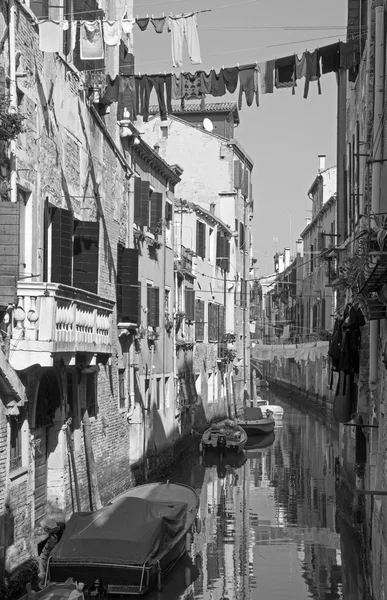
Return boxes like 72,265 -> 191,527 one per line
147,389 -> 367,600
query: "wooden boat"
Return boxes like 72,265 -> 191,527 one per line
237,406 -> 275,435
47,482 -> 200,596
201,419 -> 247,455
256,397 -> 284,420
20,579 -> 84,600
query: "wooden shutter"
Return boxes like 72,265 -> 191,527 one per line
216,231 -> 222,267
117,245 -> 140,324
51,206 -> 73,287
218,305 -> 225,340
196,221 -> 206,259
148,287 -> 159,327
242,168 -> 249,197
208,303 -> 218,342
165,201 -> 173,222
195,299 -> 205,341
239,222 -> 245,250
234,160 -> 242,189
73,220 -> 99,294
185,288 -> 195,321
134,177 -> 142,226
224,239 -> 230,272
150,192 -> 163,232
140,181 -> 150,228
0,202 -> 19,305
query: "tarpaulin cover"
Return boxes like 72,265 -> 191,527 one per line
50,496 -> 188,566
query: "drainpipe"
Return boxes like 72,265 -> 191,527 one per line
370,3 -> 385,387
9,0 -> 17,203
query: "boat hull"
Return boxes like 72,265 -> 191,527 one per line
237,417 -> 275,435
201,424 -> 247,455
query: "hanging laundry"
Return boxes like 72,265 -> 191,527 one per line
118,75 -> 137,121
303,49 -> 321,99
119,43 -> 134,76
275,55 -> 295,89
319,42 -> 340,74
182,71 -> 203,100
135,74 -> 172,122
101,75 -> 120,105
80,20 -> 104,61
210,69 -> 226,97
295,53 -> 307,80
172,73 -> 184,99
70,20 -> 77,53
121,18 -> 135,53
168,14 -> 202,68
103,20 -> 121,46
62,20 -> 69,31
258,60 -> 274,94
136,17 -> 150,31
151,16 -> 166,34
39,20 -> 62,53
222,66 -> 239,93
340,40 -> 359,82
238,64 -> 259,109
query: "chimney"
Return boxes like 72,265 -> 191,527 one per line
296,239 -> 303,256
318,154 -> 326,172
209,202 -> 216,215
284,247 -> 290,268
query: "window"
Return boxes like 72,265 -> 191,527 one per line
196,221 -> 206,259
147,285 -> 160,327
86,373 -> 97,418
73,220 -> 100,294
321,297 -> 326,330
165,376 -> 170,408
134,178 -> 163,232
9,417 -> 22,471
160,125 -> 168,138
119,369 -> 126,410
209,228 -> 214,262
185,288 -> 195,321
156,377 -> 162,409
310,244 -> 314,273
117,244 -> 140,324
239,222 -> 245,251
234,160 -> 242,189
216,231 -> 230,271
195,299 -> 205,341
208,303 -> 219,342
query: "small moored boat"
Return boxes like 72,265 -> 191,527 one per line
237,406 -> 275,435
201,420 -> 247,455
47,482 -> 200,596
256,398 -> 284,420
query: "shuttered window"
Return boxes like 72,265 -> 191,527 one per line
165,201 -> 173,222
10,416 -> 22,472
196,221 -> 206,259
216,232 -> 230,271
147,286 -> 160,327
134,178 -> 150,228
117,244 -> 140,324
241,167 -> 249,197
73,220 -> 99,294
208,303 -> 219,342
218,305 -> 225,340
321,297 -> 326,330
51,205 -> 73,287
234,160 -> 243,189
195,299 -> 205,341
239,222 -> 245,250
0,202 -> 19,305
185,288 -> 195,321
240,278 -> 247,308
150,191 -> 163,232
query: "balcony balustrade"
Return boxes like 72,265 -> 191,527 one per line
9,282 -> 114,370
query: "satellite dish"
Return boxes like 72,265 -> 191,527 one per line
203,118 -> 214,132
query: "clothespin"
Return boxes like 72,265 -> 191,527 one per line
163,13 -> 165,17
146,14 -> 149,18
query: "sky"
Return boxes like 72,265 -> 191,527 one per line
132,0 -> 347,277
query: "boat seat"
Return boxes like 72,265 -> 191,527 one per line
108,584 -> 143,595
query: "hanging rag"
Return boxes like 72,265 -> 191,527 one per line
319,42 -> 340,74
172,73 -> 184,99
39,20 -> 62,53
151,16 -> 166,34
62,20 -> 69,31
238,64 -> 259,109
295,53 -> 307,80
258,60 -> 275,94
121,18 -> 135,53
182,71 -> 203,100
275,55 -> 295,90
118,75 -> 137,121
136,17 -> 150,31
119,43 -> 134,76
103,20 -> 121,46
70,20 -> 77,52
303,49 -> 321,99
101,75 -> 120,105
80,20 -> 104,60
222,66 -> 239,93
168,14 -> 202,68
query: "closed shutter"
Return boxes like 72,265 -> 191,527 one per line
185,288 -> 195,321
0,202 -> 19,305
224,239 -> 230,272
51,206 -> 73,287
234,160 -> 242,189
117,245 -> 140,324
165,200 -> 173,222
239,222 -> 245,250
196,221 -> 206,259
134,177 -> 142,226
73,220 -> 99,294
242,168 -> 249,197
150,191 -> 163,232
140,181 -> 150,228
148,287 -> 159,327
208,303 -> 218,342
216,231 -> 222,267
218,305 -> 225,340
195,299 -> 205,341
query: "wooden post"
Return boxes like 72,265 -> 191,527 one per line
82,408 -> 102,510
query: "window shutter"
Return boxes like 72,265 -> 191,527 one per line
218,305 -> 225,340
117,245 -> 140,323
242,168 -> 249,197
208,303 -> 218,342
196,222 -> 206,259
216,231 -> 222,267
195,299 -> 205,341
140,181 -> 150,228
234,160 -> 242,189
51,206 -> 73,287
224,239 -> 230,272
148,287 -> 159,327
239,222 -> 245,250
0,202 -> 19,305
134,177 -> 142,226
150,191 -> 163,232
185,288 -> 195,321
73,220 -> 99,294
165,201 -> 172,222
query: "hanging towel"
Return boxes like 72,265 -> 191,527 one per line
103,20 -> 121,46
319,42 -> 340,74
222,66 -> 239,93
136,17 -> 150,31
258,60 -> 274,94
238,64 -> 259,109
39,20 -> 62,53
275,55 -> 295,89
172,73 -> 184,99
200,71 -> 212,95
121,18 -> 135,53
62,20 -> 69,31
151,16 -> 166,34
80,20 -> 104,60
303,49 -> 321,99
70,20 -> 78,52
168,14 -> 201,68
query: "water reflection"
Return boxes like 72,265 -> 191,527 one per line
148,394 -> 351,600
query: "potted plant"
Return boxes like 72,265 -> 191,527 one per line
164,312 -> 173,334
147,328 -> 159,343
0,96 -> 25,140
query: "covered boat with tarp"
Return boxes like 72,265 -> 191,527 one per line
47,482 -> 200,596
201,419 -> 247,455
237,406 -> 275,435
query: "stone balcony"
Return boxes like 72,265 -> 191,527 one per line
9,282 -> 115,370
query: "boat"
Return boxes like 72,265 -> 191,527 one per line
201,419 -> 247,455
46,482 -> 200,596
256,397 -> 284,420
245,431 -> 275,456
237,406 -> 275,435
20,579 -> 83,600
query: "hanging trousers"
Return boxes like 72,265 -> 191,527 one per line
168,14 -> 201,68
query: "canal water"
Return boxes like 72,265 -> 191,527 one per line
147,390 -> 367,600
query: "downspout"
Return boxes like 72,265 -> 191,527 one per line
370,4 -> 385,387
9,0 -> 17,203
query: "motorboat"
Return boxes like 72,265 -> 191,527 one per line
201,419 -> 247,455
256,397 -> 284,420
47,482 -> 200,596
20,579 -> 82,600
237,406 -> 275,435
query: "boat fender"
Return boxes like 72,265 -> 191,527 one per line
185,532 -> 191,553
185,566 -> 191,586
195,517 -> 202,534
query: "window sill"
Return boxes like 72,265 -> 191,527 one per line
9,466 -> 28,482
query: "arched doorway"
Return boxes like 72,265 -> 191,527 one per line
33,370 -> 62,527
